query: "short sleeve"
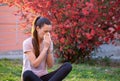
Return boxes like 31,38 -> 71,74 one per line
23,38 -> 33,53
48,41 -> 54,54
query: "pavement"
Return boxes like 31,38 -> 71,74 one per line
0,50 -> 23,60
0,53 -> 23,59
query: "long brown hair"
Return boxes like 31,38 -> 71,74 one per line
32,16 -> 51,58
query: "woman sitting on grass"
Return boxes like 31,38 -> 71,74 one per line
21,16 -> 72,81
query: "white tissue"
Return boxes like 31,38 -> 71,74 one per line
44,32 -> 51,42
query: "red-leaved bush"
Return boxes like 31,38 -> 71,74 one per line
1,0 -> 120,63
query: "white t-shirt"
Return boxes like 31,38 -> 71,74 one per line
22,37 -> 53,77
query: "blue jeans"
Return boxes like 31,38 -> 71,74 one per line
23,62 -> 72,81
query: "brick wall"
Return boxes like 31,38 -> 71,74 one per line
0,4 -> 28,52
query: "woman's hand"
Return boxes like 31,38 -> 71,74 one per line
43,32 -> 51,50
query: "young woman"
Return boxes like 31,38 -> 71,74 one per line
21,16 -> 72,81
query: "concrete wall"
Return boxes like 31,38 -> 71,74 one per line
92,41 -> 120,61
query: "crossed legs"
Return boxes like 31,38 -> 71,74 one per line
23,62 -> 72,81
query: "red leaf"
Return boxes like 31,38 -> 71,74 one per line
60,46 -> 63,51
104,37 -> 110,43
82,8 -> 89,15
91,29 -> 95,36
46,1 -> 51,7
116,26 -> 120,31
79,44 -> 85,49
61,30 -> 66,34
51,33 -> 58,39
60,37 -> 65,43
109,27 -> 115,33
86,33 -> 93,40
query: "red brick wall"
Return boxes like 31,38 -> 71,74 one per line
0,4 -> 28,52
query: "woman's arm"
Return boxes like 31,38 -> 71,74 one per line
46,53 -> 54,68
46,41 -> 54,68
25,47 -> 48,68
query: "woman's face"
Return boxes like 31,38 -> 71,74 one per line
36,24 -> 52,40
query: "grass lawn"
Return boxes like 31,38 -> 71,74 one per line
0,59 -> 120,81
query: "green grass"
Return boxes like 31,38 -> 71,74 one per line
0,59 -> 120,81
